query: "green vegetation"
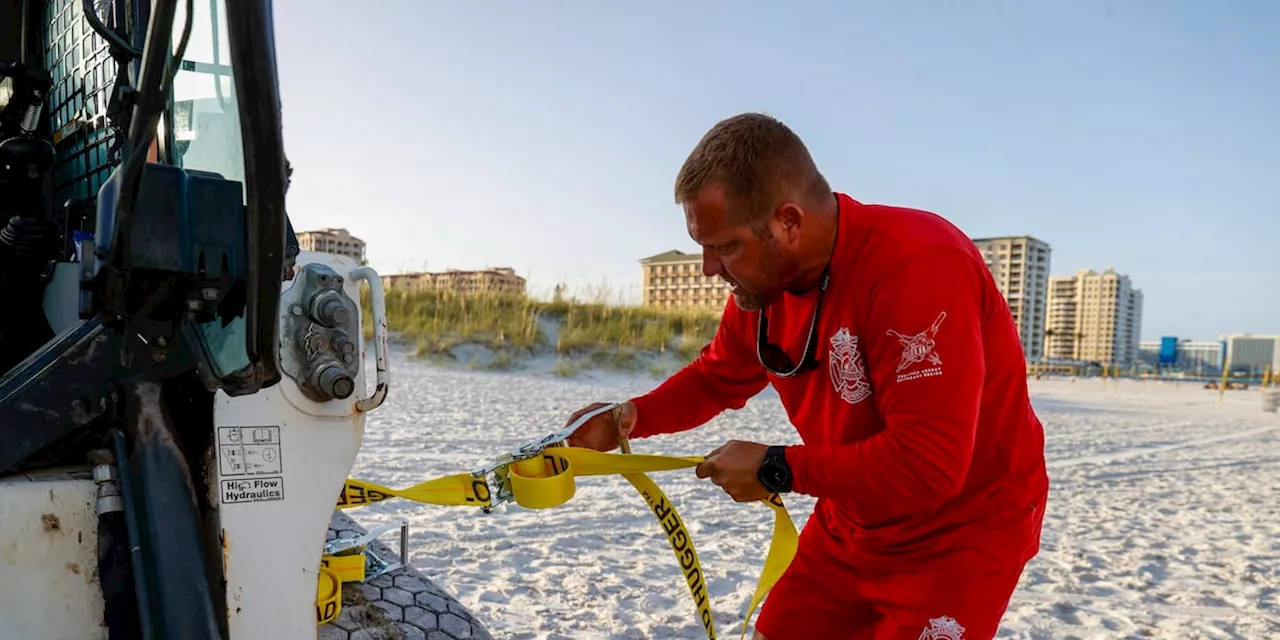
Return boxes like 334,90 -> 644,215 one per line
359,287 -> 723,372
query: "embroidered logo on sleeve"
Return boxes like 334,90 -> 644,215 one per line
886,311 -> 947,383
828,327 -> 872,404
916,614 -> 962,640
918,615 -> 965,639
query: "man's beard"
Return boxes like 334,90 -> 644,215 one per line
731,288 -> 772,312
728,239 -> 794,312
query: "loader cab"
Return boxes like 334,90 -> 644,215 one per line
0,0 -> 296,391
0,2 -> 326,639
1,3 -> 398,639
2,0 -> 295,476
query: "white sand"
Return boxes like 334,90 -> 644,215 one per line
347,347 -> 1280,639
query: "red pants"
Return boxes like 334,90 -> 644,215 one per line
754,517 -> 1034,640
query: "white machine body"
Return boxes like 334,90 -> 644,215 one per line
0,250 -> 389,640
216,251 -> 388,638
0,468 -> 106,639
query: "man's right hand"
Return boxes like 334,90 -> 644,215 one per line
564,401 -> 637,451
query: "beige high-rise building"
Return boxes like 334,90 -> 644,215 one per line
640,250 -> 732,310
970,236 -> 1051,360
1045,276 -> 1081,361
297,227 -> 366,264
1045,268 -> 1144,367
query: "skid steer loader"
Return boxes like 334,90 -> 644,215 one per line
0,1 -> 409,637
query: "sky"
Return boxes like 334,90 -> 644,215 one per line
268,0 -> 1279,342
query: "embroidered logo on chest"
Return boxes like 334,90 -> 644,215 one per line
828,327 -> 872,404
887,311 -> 947,383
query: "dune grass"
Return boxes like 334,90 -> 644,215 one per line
361,287 -> 722,366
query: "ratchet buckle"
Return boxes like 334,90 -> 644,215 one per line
322,518 -> 410,582
469,403 -> 619,514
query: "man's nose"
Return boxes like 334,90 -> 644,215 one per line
702,251 -> 721,278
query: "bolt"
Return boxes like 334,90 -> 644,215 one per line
331,332 -> 355,355
309,291 -> 349,327
313,363 -> 355,400
306,333 -> 327,353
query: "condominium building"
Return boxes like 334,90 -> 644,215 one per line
1045,268 -> 1144,367
970,236 -> 1051,360
382,267 -> 527,297
1137,338 -> 1226,373
640,250 -> 732,310
297,227 -> 366,264
1220,333 -> 1280,375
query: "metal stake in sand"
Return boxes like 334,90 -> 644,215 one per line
1218,357 -> 1231,404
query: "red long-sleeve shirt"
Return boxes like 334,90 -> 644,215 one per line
630,193 -> 1048,573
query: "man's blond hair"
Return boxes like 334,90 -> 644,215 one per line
674,113 -> 831,229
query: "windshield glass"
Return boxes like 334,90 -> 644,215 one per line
170,0 -> 250,377
170,0 -> 244,186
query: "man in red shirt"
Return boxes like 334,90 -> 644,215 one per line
566,113 -> 1048,639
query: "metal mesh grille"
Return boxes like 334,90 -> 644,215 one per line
42,0 -> 123,205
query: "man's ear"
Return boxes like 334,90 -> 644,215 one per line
774,203 -> 804,244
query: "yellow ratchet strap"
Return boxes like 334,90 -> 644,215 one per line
334,446 -> 799,639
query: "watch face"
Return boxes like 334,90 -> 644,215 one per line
762,465 -> 788,490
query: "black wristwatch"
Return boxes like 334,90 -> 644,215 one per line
756,445 -> 793,493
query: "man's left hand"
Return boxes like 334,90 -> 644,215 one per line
695,440 -> 770,502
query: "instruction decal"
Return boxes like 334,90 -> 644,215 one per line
221,477 -> 284,504
218,426 -> 283,477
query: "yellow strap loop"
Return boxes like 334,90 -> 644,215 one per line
315,566 -> 342,625
331,446 -> 799,639
508,452 -> 577,509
